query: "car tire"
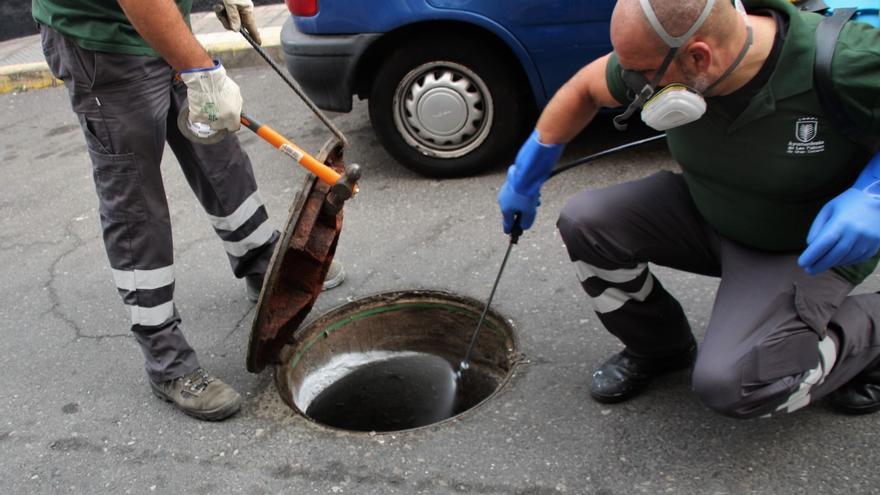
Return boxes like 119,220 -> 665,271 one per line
368,35 -> 531,178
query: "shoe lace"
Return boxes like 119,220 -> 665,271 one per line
179,368 -> 215,394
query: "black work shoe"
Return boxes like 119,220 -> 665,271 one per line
589,343 -> 697,404
829,364 -> 880,415
149,368 -> 242,421
245,274 -> 263,303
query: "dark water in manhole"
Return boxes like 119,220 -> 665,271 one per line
304,352 -> 498,432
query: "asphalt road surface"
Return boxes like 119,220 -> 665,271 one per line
2,65 -> 880,494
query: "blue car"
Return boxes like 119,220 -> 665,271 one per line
281,0 -> 615,177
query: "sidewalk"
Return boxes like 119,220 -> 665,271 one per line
0,3 -> 289,94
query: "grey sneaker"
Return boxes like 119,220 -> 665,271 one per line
322,259 -> 345,291
149,368 -> 242,421
244,260 -> 345,302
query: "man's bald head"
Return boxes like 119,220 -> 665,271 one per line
611,0 -> 739,58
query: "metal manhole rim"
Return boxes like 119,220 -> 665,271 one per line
273,288 -> 524,435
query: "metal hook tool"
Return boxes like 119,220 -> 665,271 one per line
214,4 -> 348,148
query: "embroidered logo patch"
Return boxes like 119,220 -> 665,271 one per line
796,117 -> 818,143
787,117 -> 825,154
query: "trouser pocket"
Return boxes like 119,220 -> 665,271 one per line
744,275 -> 851,384
746,329 -> 821,383
89,149 -> 147,222
39,25 -> 96,89
792,275 -> 850,339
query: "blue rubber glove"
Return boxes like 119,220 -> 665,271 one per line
497,129 -> 564,234
799,153 -> 880,275
498,167 -> 541,233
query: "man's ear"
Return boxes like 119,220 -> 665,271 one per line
686,41 -> 713,73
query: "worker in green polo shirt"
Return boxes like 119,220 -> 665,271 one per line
32,0 -> 344,421
498,0 -> 880,418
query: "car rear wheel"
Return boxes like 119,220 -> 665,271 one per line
368,35 -> 531,178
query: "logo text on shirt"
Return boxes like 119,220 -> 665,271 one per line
787,117 -> 825,154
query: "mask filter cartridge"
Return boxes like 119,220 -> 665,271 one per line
639,84 -> 707,131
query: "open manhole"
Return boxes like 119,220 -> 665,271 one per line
274,291 -> 518,433
247,143 -> 517,433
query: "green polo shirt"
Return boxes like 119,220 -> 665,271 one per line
605,0 -> 880,284
32,0 -> 193,57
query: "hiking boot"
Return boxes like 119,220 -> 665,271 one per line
589,342 -> 697,404
149,368 -> 242,421
828,360 -> 880,415
244,259 -> 345,303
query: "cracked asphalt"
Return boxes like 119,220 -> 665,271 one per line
2,66 -> 880,495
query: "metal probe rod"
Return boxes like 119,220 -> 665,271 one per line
458,216 -> 522,375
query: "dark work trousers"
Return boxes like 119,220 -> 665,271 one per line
41,27 -> 279,383
557,171 -> 880,418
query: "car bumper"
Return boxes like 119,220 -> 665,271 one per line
280,17 -> 381,113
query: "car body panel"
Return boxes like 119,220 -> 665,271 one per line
280,18 -> 379,111
425,0 -> 615,101
288,0 -> 615,108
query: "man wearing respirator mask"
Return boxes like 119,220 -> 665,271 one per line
32,0 -> 345,422
498,0 -> 880,418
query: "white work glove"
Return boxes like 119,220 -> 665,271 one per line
179,62 -> 242,132
218,0 -> 262,45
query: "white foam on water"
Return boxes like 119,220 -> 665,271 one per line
294,350 -> 423,410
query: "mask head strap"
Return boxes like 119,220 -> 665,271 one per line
640,0 -> 717,48
613,48 -> 677,130
705,0 -> 752,95
613,0 -> 718,131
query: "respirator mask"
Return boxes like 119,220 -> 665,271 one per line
613,0 -> 753,132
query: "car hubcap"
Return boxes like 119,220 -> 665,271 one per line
393,61 -> 494,159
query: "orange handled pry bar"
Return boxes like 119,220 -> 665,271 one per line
240,113 -> 342,187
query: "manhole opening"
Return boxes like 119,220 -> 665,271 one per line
275,291 -> 518,433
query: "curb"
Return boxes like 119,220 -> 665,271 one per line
200,26 -> 284,68
0,27 -> 283,95
206,41 -> 283,70
0,61 -> 61,94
